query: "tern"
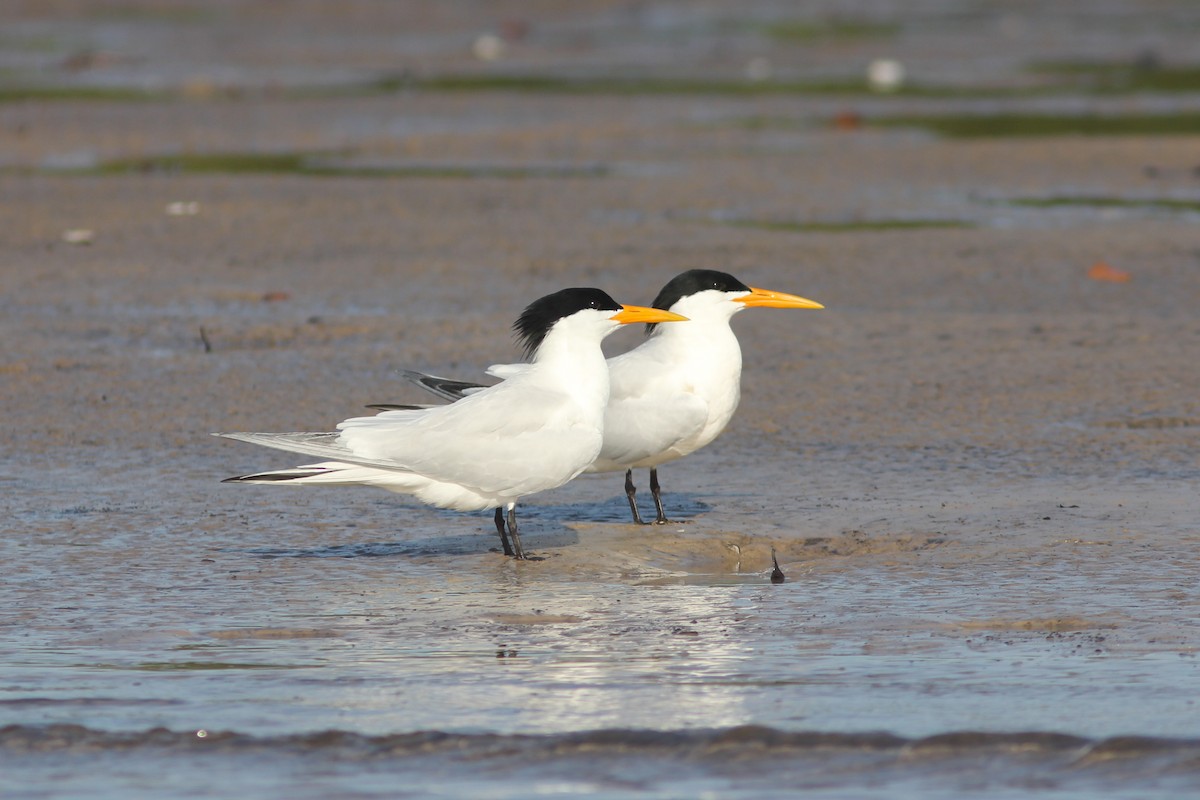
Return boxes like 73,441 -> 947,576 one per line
393,270 -> 822,524
214,288 -> 688,559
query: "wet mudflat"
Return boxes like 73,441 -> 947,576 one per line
3,1 -> 1200,798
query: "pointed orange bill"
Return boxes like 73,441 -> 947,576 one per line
735,287 -> 824,309
610,304 -> 689,324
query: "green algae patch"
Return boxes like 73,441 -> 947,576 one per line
721,218 -> 973,233
1009,196 -> 1200,212
401,72 -> 991,98
756,19 -> 900,42
1031,60 -> 1200,93
409,73 -> 862,96
76,152 -> 608,179
98,152 -> 314,175
0,85 -> 166,103
872,112 -> 1200,138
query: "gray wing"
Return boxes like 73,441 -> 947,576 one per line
400,369 -> 487,402
337,380 -> 603,495
212,431 -> 418,472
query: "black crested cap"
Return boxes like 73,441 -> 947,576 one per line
646,269 -> 751,333
651,270 -> 752,311
513,287 -> 622,358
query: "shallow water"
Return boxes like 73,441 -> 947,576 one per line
3,456 -> 1199,797
6,725 -> 1200,800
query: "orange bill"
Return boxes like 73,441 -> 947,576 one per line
610,305 -> 689,324
735,287 -> 824,309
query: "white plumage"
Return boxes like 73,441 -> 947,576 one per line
403,271 -> 822,524
215,288 -> 687,558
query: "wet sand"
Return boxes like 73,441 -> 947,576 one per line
2,2 -> 1200,797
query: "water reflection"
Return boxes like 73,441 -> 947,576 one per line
4,461 -> 1200,743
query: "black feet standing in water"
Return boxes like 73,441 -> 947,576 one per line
624,468 -> 677,526
493,507 -> 526,560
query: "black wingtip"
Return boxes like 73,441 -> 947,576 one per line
399,369 -> 486,402
423,377 -> 485,396
222,472 -> 315,483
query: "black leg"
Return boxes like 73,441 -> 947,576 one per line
649,468 -> 670,525
494,507 -> 514,556
624,469 -> 648,525
506,505 -> 526,560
